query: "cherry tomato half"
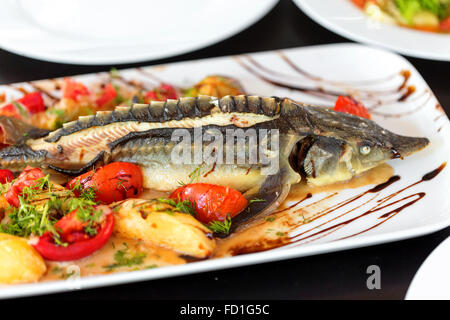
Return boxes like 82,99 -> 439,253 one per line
440,17 -> 450,32
0,169 -> 14,184
170,183 -> 248,224
333,96 -> 371,119
33,205 -> 114,261
5,166 -> 44,207
0,103 -> 22,119
144,84 -> 178,103
95,83 -> 117,108
63,77 -> 90,101
0,92 -> 45,118
17,92 -> 45,114
67,162 -> 143,204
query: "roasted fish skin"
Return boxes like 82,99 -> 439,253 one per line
0,95 -> 429,192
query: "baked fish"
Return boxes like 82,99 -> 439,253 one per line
0,95 -> 429,211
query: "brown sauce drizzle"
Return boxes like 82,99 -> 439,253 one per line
136,67 -> 164,85
233,56 -> 343,100
398,85 -> 416,102
216,163 -> 446,256
247,53 -> 410,99
27,82 -> 59,102
111,71 -> 154,92
289,162 -> 446,245
398,70 -> 411,91
202,162 -> 216,178
237,52 -> 435,118
277,51 -> 402,86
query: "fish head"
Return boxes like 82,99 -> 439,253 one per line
287,105 -> 429,186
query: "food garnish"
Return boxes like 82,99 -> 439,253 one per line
170,183 -> 248,224
103,242 -> 146,271
353,0 -> 450,33
32,206 -> 113,261
207,214 -> 233,235
333,96 -> 371,119
67,162 -> 144,204
144,84 -> 178,103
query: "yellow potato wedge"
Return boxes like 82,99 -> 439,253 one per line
113,199 -> 215,258
0,233 -> 46,284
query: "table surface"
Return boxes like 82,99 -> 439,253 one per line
2,0 -> 449,300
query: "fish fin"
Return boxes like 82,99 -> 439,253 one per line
225,168 -> 291,235
47,151 -> 106,176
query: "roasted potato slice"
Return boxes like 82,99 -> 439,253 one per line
113,199 -> 215,258
0,233 -> 46,284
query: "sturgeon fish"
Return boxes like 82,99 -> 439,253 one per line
0,95 -> 429,214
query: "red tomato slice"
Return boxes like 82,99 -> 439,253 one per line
0,169 -> 14,184
17,92 -> 45,114
0,103 -> 21,119
63,77 -> 90,101
66,162 -> 143,204
144,84 -> 178,103
5,166 -> 44,207
170,183 -> 248,223
33,205 -> 114,261
351,0 -> 368,8
0,92 -> 45,118
333,96 -> 371,119
95,83 -> 117,108
440,17 -> 450,32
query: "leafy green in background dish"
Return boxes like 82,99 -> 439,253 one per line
352,0 -> 450,32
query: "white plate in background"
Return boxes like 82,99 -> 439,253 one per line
0,0 -> 278,65
406,236 -> 450,300
292,0 -> 450,61
0,43 -> 449,298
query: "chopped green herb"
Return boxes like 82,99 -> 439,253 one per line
249,198 -> 266,204
103,243 -> 147,271
49,109 -> 65,117
52,266 -> 63,274
157,198 -> 196,216
207,214 -> 232,234
0,173 -> 101,241
300,214 -> 311,224
12,101 -> 28,117
113,84 -> 125,105
110,67 -> 120,78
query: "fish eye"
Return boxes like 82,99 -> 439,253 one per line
359,145 -> 371,155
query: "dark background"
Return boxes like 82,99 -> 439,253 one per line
2,0 -> 449,300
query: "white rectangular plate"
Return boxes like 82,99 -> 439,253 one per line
0,43 -> 449,299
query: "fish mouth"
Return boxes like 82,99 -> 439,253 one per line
389,135 -> 430,159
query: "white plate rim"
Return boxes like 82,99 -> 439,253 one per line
0,0 -> 279,65
292,0 -> 450,61
1,217 -> 449,299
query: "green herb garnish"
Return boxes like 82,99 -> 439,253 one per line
103,243 -> 146,271
249,198 -> 266,204
157,198 -> 196,216
12,101 -> 28,117
207,214 -> 232,234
